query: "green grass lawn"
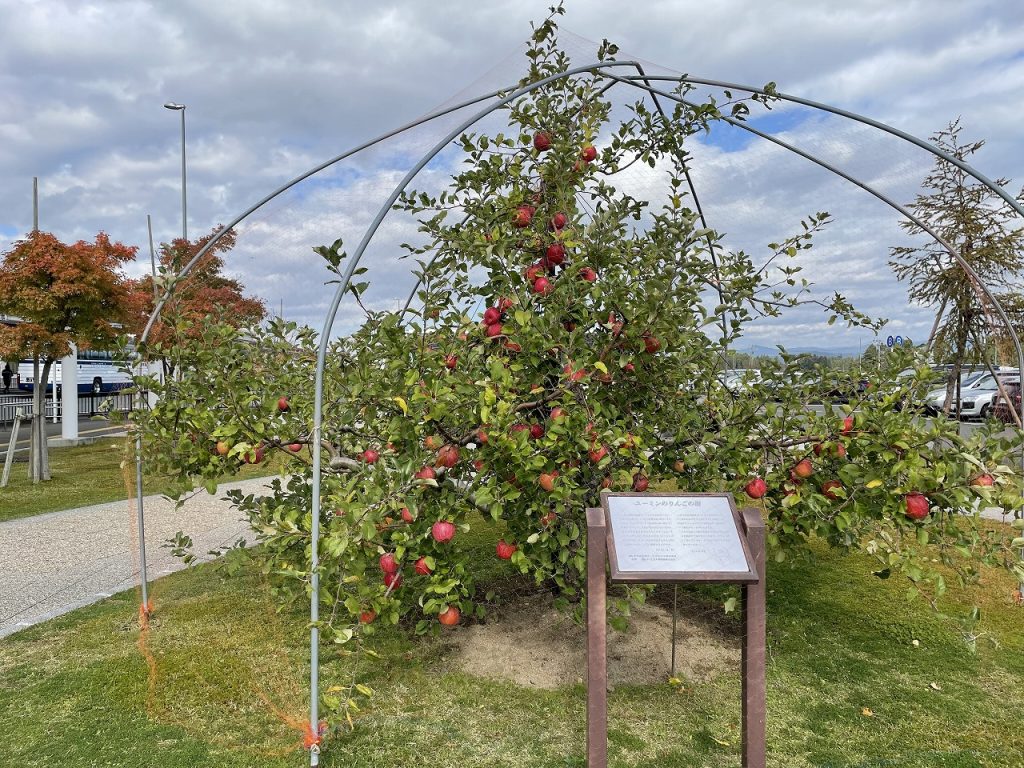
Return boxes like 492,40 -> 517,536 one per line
1,513 -> 1022,768
0,438 -> 282,522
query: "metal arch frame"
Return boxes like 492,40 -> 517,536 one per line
602,72 -> 1024,440
305,60 -> 645,764
127,55 -> 1024,765
129,73 -> 560,617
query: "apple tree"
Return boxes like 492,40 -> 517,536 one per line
135,8 -> 1023,729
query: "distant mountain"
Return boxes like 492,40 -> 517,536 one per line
734,343 -> 866,358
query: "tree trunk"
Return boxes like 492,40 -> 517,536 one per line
942,327 -> 968,418
28,356 -> 52,483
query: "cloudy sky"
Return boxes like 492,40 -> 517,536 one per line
1,0 -> 1022,352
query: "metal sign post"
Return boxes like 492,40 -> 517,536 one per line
586,493 -> 767,768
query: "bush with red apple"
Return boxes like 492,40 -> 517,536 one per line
133,9 -> 1023,736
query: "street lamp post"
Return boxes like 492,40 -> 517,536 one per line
163,102 -> 187,241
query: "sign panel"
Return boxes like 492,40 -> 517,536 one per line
602,493 -> 758,583
886,335 -> 894,348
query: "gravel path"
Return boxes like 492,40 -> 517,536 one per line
0,477 -> 271,638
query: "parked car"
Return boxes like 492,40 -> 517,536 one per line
993,380 -> 1022,425
926,370 -> 1019,418
720,369 -> 761,393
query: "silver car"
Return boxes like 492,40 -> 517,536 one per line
958,376 -> 1020,420
926,370 -> 1017,418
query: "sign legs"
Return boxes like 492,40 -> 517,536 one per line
586,504 -> 767,768
741,507 -> 767,768
585,508 -> 608,768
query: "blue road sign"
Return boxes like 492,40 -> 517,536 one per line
886,335 -> 894,348
895,335 -> 903,346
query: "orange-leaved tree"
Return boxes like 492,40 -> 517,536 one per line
129,227 -> 266,375
0,230 -> 139,482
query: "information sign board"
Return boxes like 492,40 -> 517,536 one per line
602,493 -> 758,583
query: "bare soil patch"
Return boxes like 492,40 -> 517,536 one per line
453,592 -> 739,689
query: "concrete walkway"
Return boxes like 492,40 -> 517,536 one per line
0,477 -> 1014,640
0,476 -> 271,638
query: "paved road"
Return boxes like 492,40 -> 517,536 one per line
0,476 -> 269,638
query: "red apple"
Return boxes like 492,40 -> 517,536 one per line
673,460 -> 686,473
436,444 -> 460,469
643,335 -> 662,354
549,407 -> 565,421
504,340 -> 522,353
904,492 -> 930,520
539,472 -> 556,492
525,261 -> 545,281
379,553 -> 399,574
476,428 -> 489,444
546,243 -> 566,265
813,443 -> 824,457
793,459 -> 813,479
540,511 -> 557,527
533,131 -> 552,151
414,466 -> 437,481
496,540 -> 517,560
277,396 -> 290,412
215,440 -> 230,456
362,449 -> 380,464
842,416 -> 854,435
581,144 -> 597,163
383,571 -> 402,590
744,477 -> 768,499
514,205 -> 534,228
432,520 -> 456,543
550,212 -> 568,230
533,276 -> 553,295
438,605 -> 460,626
632,473 -> 649,492
971,473 -> 994,487
485,322 -> 504,338
414,557 -> 433,576
834,443 -> 847,459
822,480 -> 843,500
483,307 -> 501,325
589,445 -> 608,463
444,355 -> 458,370
359,610 -> 376,624
563,363 -> 586,383
498,296 -> 515,313
530,423 -> 545,440
623,362 -> 635,373
401,507 -> 414,524
287,442 -> 303,453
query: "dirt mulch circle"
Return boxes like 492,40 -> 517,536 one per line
452,592 -> 739,689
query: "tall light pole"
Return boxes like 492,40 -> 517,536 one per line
163,102 -> 187,242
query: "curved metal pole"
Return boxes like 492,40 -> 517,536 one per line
398,63 -> 734,338
397,77 -> 624,320
130,80 -> 524,626
615,72 -> 1024,478
623,74 -> 1024,225
307,60 -> 644,765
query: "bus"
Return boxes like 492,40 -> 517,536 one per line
16,349 -> 134,394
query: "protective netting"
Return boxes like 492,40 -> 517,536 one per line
127,26 -> 1024,760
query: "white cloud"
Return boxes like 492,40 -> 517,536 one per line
0,0 -> 1021,353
